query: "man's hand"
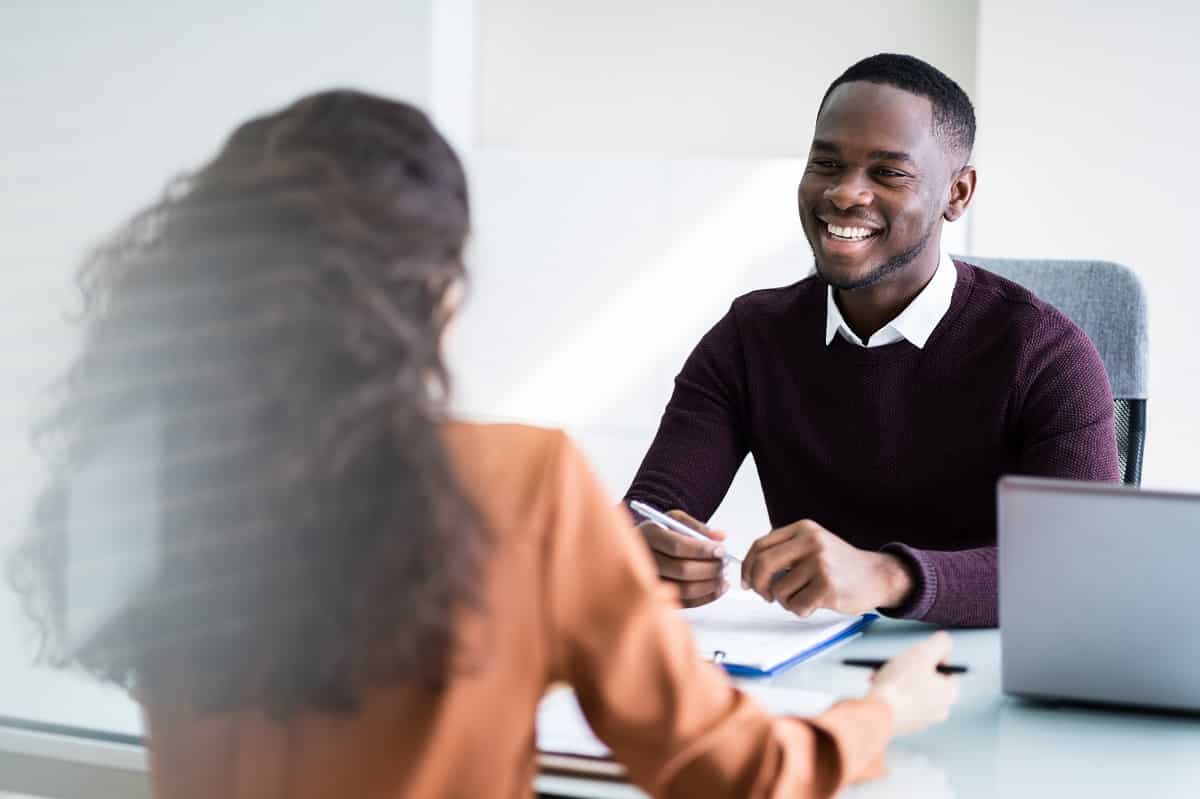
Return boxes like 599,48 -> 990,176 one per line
636,509 -> 729,608
740,519 -> 912,616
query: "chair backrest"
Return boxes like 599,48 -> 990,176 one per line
958,256 -> 1149,486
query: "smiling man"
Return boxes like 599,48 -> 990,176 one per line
624,54 -> 1119,627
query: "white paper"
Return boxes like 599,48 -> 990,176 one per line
536,592 -> 857,759
537,685 -> 611,758
681,590 -> 867,671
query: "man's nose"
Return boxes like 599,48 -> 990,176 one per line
824,173 -> 873,209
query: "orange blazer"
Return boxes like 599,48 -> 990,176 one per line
143,423 -> 892,798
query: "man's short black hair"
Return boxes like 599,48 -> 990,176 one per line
818,53 -> 976,159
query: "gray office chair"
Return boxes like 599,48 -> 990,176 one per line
960,256 -> 1148,486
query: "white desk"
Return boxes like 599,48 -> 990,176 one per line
534,619 -> 1200,797
3,620 -> 1199,798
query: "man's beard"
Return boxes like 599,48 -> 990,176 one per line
814,223 -> 935,291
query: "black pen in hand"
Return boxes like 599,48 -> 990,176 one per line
842,657 -> 968,675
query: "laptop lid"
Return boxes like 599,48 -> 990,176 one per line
998,475 -> 1200,712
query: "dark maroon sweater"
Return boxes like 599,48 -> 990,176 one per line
625,261 -> 1119,627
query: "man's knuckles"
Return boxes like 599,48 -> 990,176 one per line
657,556 -> 721,581
673,579 -> 722,600
643,524 -> 707,559
813,552 -> 837,577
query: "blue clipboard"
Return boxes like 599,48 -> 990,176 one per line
715,613 -> 878,678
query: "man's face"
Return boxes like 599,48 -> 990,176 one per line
798,81 -> 956,291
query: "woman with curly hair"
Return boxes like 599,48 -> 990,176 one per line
10,89 -> 958,798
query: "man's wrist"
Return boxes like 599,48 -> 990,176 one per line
873,552 -> 915,609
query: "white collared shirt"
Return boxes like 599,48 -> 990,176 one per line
824,250 -> 957,349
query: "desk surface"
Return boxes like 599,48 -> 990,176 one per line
535,619 -> 1200,798
3,620 -> 1199,798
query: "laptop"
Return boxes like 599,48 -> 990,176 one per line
998,475 -> 1200,712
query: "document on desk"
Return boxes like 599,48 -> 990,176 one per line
536,682 -> 837,772
681,590 -> 876,677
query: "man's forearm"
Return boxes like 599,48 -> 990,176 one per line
623,413 -> 747,525
872,551 -> 915,611
877,543 -> 998,627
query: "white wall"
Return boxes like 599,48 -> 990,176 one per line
971,0 -> 1200,491
477,0 -> 977,157
0,0 -> 434,737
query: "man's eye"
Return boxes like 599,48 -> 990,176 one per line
875,168 -> 907,178
810,159 -> 840,169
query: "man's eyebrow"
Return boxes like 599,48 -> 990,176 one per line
810,140 -> 915,164
868,149 -> 915,163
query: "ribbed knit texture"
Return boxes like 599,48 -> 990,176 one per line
625,261 -> 1120,627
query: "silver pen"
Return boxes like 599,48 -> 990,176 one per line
629,500 -> 742,564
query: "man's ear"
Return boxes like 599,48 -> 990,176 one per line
944,164 -> 977,222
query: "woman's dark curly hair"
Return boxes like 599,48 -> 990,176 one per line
8,90 -> 488,715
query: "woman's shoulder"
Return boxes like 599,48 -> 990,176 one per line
443,419 -> 568,464
442,420 -> 576,531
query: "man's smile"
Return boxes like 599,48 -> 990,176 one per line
826,223 -> 876,241
815,213 -> 884,256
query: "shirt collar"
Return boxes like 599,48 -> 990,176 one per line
824,250 -> 957,349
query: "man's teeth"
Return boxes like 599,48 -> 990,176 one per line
827,223 -> 876,240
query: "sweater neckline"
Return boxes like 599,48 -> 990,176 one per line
817,261 -> 977,366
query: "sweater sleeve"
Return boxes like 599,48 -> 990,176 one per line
624,308 -> 750,522
880,313 -> 1120,627
546,432 -> 893,798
